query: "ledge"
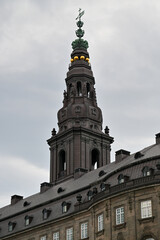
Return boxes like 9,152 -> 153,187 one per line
95,229 -> 104,237
138,216 -> 155,224
80,238 -> 89,240
114,222 -> 126,231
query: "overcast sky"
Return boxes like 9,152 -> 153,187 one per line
0,0 -> 160,208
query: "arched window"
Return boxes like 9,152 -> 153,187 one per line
86,83 -> 90,97
59,150 -> 66,177
77,81 -> 82,96
91,149 -> 100,170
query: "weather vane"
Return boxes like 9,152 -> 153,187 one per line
76,8 -> 85,21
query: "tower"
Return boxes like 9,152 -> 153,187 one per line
47,10 -> 114,184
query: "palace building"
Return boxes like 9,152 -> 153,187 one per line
0,11 -> 160,240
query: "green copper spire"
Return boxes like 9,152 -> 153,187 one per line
72,9 -> 89,50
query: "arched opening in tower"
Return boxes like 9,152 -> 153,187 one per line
91,149 -> 100,170
77,81 -> 82,96
86,83 -> 90,97
59,150 -> 66,177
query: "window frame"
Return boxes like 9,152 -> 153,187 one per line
116,206 -> 124,225
66,227 -> 73,240
98,213 -> 104,232
141,199 -> 152,219
53,231 -> 60,240
81,222 -> 88,239
8,222 -> 16,232
40,236 -> 47,240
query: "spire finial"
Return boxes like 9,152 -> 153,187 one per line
71,9 -> 89,50
76,8 -> 85,21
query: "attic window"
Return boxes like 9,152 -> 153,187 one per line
100,182 -> 106,191
118,174 -> 124,184
134,151 -> 144,159
42,208 -> 51,220
118,174 -> 129,184
57,187 -> 65,193
87,190 -> 93,200
99,170 -> 106,177
23,201 -> 30,207
62,201 -> 70,213
142,166 -> 154,177
25,215 -> 33,226
8,222 -> 16,232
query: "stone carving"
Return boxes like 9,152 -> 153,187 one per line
105,126 -> 109,135
75,106 -> 81,113
91,108 -> 96,116
51,128 -> 56,136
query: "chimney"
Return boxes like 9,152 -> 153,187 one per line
40,182 -> 53,193
115,149 -> 130,162
11,195 -> 23,205
156,133 -> 160,144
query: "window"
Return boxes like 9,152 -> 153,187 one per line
25,216 -> 30,226
86,83 -> 90,97
81,222 -> 88,239
41,236 -> 47,240
141,200 -> 152,219
42,208 -> 51,220
87,190 -> 92,200
66,227 -> 73,240
98,214 -> 103,231
8,222 -> 16,232
142,166 -> 153,177
91,149 -> 99,170
53,232 -> 59,240
59,150 -> 66,177
118,174 -> 124,184
62,202 -> 68,213
100,182 -> 106,191
25,215 -> 33,226
116,207 -> 124,225
77,81 -> 82,96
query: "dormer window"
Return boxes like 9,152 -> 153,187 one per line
25,215 -> 33,226
118,174 -> 129,184
42,208 -> 51,220
142,166 -> 154,177
8,222 -> 16,232
118,174 -> 124,184
23,201 -> 30,207
62,201 -> 70,213
87,190 -> 93,200
134,151 -> 144,159
100,182 -> 106,191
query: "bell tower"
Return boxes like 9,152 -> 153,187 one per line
47,10 -> 114,184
